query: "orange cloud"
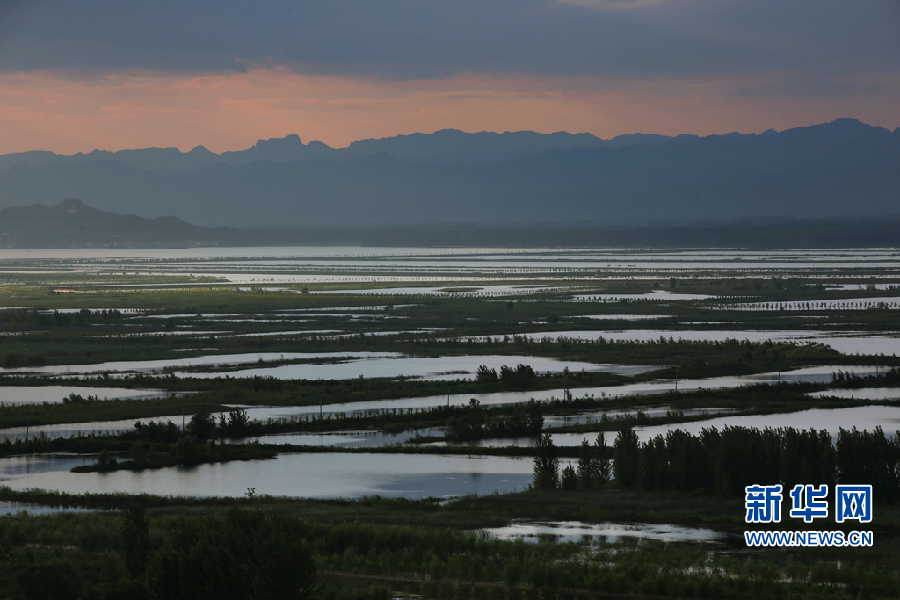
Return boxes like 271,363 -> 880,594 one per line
0,68 -> 896,155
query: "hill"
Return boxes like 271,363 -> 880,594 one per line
0,119 -> 897,228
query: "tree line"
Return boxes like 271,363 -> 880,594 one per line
612,425 -> 900,499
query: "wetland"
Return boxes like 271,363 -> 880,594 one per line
3,246 -> 900,598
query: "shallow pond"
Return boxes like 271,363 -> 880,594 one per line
0,365 -> 875,442
0,386 -> 175,406
6,352 -> 398,375
481,520 -> 730,545
0,418 -> 183,443
172,355 -> 655,382
634,405 -> 900,441
572,291 -> 717,301
236,428 -> 443,448
733,297 -> 900,311
429,405 -> 900,448
313,285 -> 565,296
810,387 -> 900,401
0,452 -> 558,499
0,501 -> 92,516
517,329 -> 900,356
570,314 -> 672,321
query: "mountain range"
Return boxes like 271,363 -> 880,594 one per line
0,119 -> 897,228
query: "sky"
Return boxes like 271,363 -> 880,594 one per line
0,0 -> 898,154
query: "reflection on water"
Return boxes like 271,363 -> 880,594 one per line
236,428 -> 443,447
0,452 -> 563,499
313,285 -> 564,296
543,406 -> 735,427
573,291 -> 716,301
0,419 -> 182,443
517,329 -> 900,356
733,297 -> 900,311
0,501 -> 92,516
6,352 -> 398,375
0,386 -> 175,405
0,365 -> 872,442
571,314 -> 672,321
810,387 -> 900,401
481,520 -> 729,545
634,405 -> 900,441
172,355 -> 653,381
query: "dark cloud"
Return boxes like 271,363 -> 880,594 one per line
0,0 -> 897,84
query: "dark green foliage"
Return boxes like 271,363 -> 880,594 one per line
595,433 -> 611,487
475,364 -> 498,382
560,465 -> 578,490
613,429 -> 640,488
75,437 -> 274,473
837,426 -> 900,501
120,505 -> 150,577
221,408 -> 250,437
145,510 -> 316,600
131,420 -> 182,443
532,433 -> 559,490
446,398 -> 543,440
1,352 -> 45,368
576,439 -> 596,489
499,364 -> 536,388
96,449 -> 118,471
610,425 -> 900,499
188,412 -> 216,439
15,556 -> 83,600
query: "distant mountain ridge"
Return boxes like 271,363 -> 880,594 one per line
0,129 -> 680,173
0,119 -> 897,227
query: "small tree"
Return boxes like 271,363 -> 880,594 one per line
476,365 -> 498,383
226,409 -> 250,437
561,465 -> 578,490
595,432 -> 611,488
613,429 -> 640,487
576,439 -> 596,489
189,412 -> 216,440
533,434 -> 559,490
525,399 -> 544,435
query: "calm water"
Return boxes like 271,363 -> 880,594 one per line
572,314 -> 672,321
236,428 -> 444,447
518,329 -> 900,356
573,291 -> 717,301
0,418 -> 183,442
426,405 -> 900,448
0,452 -> 558,499
6,352 -> 398,375
0,386 -> 174,405
733,297 -> 900,311
0,365 -> 875,442
810,387 -> 900,401
634,405 -> 900,441
312,285 -> 565,296
172,355 -> 656,381
481,520 -> 730,545
0,501 -> 92,516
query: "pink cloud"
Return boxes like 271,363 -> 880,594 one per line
0,68 -> 896,155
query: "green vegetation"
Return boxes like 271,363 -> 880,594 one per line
3,253 -> 900,598
603,424 -> 900,499
2,491 -> 900,599
71,438 -> 275,473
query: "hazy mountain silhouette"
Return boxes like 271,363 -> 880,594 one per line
0,129 -> 662,172
0,198 -> 218,247
0,119 -> 896,227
